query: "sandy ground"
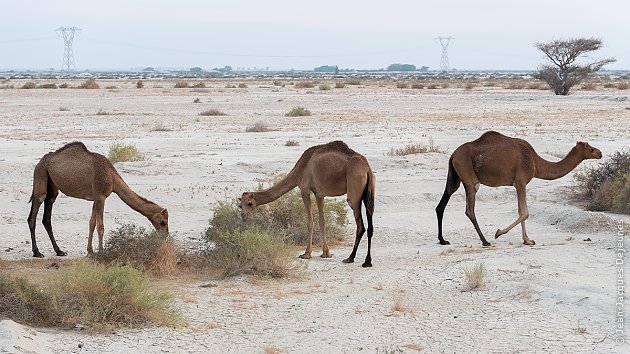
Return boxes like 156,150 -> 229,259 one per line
1,79 -> 629,353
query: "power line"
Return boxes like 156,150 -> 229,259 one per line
56,26 -> 81,72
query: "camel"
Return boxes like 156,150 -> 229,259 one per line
240,141 -> 376,267
27,142 -> 169,257
435,131 -> 601,246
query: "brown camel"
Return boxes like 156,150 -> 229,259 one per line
27,142 -> 169,257
435,131 -> 601,246
240,141 -> 376,267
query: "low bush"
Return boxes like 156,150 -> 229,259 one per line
319,83 -> 331,91
245,121 -> 272,132
174,81 -> 189,88
618,82 -> 630,90
238,83 -> 248,89
295,81 -> 314,89
107,142 -> 145,163
21,81 -> 37,89
199,109 -> 226,116
78,79 -> 99,89
94,224 -> 178,276
285,140 -> 300,146
334,82 -> 346,89
396,82 -> 409,89
345,78 -> 361,85
39,83 -> 58,89
136,80 -> 144,88
192,82 -> 206,88
573,150 -> 630,213
286,106 -> 311,117
463,262 -> 486,291
0,274 -> 59,326
411,83 -> 425,89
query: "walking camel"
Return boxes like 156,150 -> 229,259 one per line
435,131 -> 601,246
240,141 -> 376,267
27,142 -> 169,257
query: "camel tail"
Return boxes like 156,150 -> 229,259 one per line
362,169 -> 375,219
445,156 -> 461,195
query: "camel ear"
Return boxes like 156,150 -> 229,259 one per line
577,141 -> 586,147
161,208 -> 168,218
248,193 -> 254,200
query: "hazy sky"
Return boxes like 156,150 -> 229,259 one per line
1,0 -> 628,71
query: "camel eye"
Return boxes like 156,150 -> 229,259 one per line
247,202 -> 253,207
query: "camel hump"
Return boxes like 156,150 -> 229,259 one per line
323,140 -> 357,156
476,131 -> 508,142
54,141 -> 89,153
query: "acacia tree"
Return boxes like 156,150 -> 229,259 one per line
534,38 -> 615,95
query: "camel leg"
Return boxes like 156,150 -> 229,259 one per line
298,190 -> 313,259
316,196 -> 332,258
343,199 -> 365,264
87,199 -> 105,255
42,184 -> 66,256
363,204 -> 373,268
27,194 -> 45,258
95,198 -> 106,253
495,185 -> 534,245
464,183 -> 491,247
436,189 -> 453,245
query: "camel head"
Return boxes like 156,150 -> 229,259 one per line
149,208 -> 169,234
239,192 -> 258,218
576,141 -> 602,160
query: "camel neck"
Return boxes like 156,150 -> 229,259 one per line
113,176 -> 160,218
253,174 -> 298,206
535,147 -> 583,180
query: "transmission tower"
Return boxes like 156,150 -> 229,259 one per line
56,26 -> 81,72
435,36 -> 454,72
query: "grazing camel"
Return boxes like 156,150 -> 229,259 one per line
435,131 -> 601,246
27,142 -> 169,257
240,141 -> 376,267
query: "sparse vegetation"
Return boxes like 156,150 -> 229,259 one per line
96,109 -> 109,115
464,82 -> 476,90
238,83 -> 248,89
318,83 -> 331,91
94,224 -> 178,276
345,78 -> 361,85
295,81 -> 315,89
396,82 -> 409,89
107,142 -> 145,163
59,83 -> 69,89
39,83 -> 57,89
463,262 -> 486,290
573,150 -> 630,213
0,273 -> 58,326
618,82 -> 630,90
174,81 -> 189,88
193,97 -> 201,103
285,106 -> 311,117
78,79 -> 99,89
285,140 -> 300,147
580,82 -> 597,91
335,82 -> 346,89
246,121 -> 272,132
59,107 -> 70,111
199,109 -> 226,116
136,80 -> 144,88
21,81 -> 37,89
192,82 -> 206,88
387,139 -> 444,156
411,83 -> 425,89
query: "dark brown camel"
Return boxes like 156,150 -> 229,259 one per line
435,131 -> 602,246
240,141 -> 376,267
27,142 -> 169,257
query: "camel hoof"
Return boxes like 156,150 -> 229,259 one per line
524,239 -> 536,246
32,251 -> 44,258
298,253 -> 311,260
342,258 -> 354,264
362,261 -> 372,268
439,240 -> 450,245
494,229 -> 502,239
56,250 -> 67,257
482,242 -> 492,247
320,253 -> 333,259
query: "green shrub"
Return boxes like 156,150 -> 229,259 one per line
286,106 -> 311,117
50,261 -> 177,327
574,150 -> 630,213
94,224 -> 178,276
107,142 -> 145,163
0,274 -> 59,326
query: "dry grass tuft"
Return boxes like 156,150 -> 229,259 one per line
21,82 -> 37,89
463,262 -> 486,291
96,109 -> 109,115
285,140 -> 300,146
387,138 -> 445,156
319,83 -> 331,91
334,82 -> 346,88
294,81 -> 315,89
193,97 -> 201,103
618,82 -> 630,90
391,296 -> 415,317
174,81 -> 189,88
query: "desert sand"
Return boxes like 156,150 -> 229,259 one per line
1,77 -> 629,353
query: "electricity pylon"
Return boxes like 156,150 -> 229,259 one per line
56,26 -> 81,72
